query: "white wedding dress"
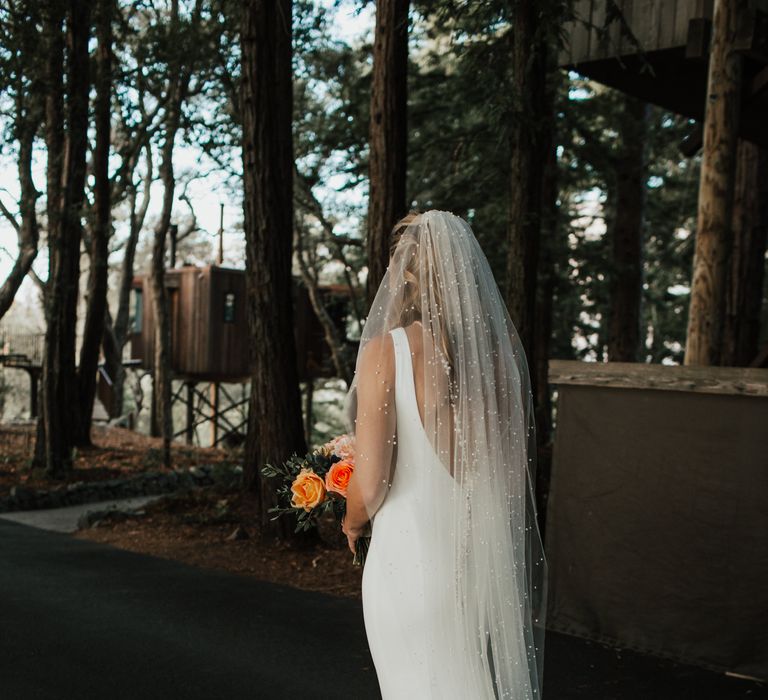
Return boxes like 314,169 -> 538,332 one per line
348,211 -> 545,700
362,326 -> 491,699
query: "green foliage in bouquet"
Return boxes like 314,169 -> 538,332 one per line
261,450 -> 345,533
261,434 -> 370,566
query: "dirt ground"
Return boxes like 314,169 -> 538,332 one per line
2,422 -> 361,599
74,486 -> 364,599
0,423 -> 233,497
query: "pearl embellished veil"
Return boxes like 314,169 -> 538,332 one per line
344,210 -> 547,698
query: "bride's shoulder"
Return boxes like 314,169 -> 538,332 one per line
358,331 -> 396,387
360,330 -> 397,363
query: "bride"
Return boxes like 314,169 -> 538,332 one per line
341,210 -> 547,699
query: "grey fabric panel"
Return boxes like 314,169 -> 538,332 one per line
545,385 -> 768,679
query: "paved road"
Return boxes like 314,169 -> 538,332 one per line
0,496 -> 163,533
1,519 -> 763,699
0,519 -> 377,699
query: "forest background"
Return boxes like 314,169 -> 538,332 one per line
0,0 -> 764,524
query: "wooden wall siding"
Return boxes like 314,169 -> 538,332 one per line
137,266 -> 250,382
133,266 -> 355,383
564,0 -> 715,65
207,267 -> 249,379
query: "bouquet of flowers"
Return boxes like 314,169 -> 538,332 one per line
261,434 -> 370,566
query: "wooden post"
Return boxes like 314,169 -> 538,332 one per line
217,203 -> 224,266
149,372 -> 159,436
185,381 -> 194,445
210,382 -> 219,446
29,368 -> 40,419
684,0 -> 745,366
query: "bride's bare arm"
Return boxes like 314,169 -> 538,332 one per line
343,333 -> 397,540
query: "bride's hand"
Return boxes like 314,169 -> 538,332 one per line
342,518 -> 366,555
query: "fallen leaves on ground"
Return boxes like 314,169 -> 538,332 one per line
74,487 -> 363,600
0,423 -> 233,497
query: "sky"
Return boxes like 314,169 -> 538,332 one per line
0,0 -> 374,312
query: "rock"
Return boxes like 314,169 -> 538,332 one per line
76,512 -> 89,529
226,526 -> 249,541
189,467 -> 207,482
10,485 -> 34,501
77,507 -> 139,530
179,472 -> 196,488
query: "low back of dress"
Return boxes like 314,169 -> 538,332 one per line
361,326 -> 501,699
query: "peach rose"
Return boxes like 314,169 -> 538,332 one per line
290,468 -> 326,512
327,434 -> 356,463
325,460 -> 354,498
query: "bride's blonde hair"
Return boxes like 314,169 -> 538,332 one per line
390,211 -> 422,327
390,210 -> 456,391
389,210 -> 422,257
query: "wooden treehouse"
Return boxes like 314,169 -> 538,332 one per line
562,0 -> 768,146
132,265 -> 249,382
130,265 -> 354,446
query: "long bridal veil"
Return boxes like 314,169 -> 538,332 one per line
344,210 -> 547,698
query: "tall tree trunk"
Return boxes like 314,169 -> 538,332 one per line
150,196 -> 175,454
34,5 -> 65,471
684,0 -> 745,366
607,97 -> 649,362
75,0 -> 113,445
505,0 -> 549,366
149,178 -> 174,462
35,1 -> 91,476
722,140 -> 768,366
103,146 -> 153,418
241,0 -> 307,535
366,0 -> 409,307
149,0 -> 195,467
533,139 -> 559,536
101,311 -> 125,417
0,122 -> 39,319
0,1 -> 42,319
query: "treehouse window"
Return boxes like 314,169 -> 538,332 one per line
223,292 -> 236,323
133,289 -> 143,333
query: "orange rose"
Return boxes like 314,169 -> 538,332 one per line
325,460 -> 354,498
290,468 -> 326,512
